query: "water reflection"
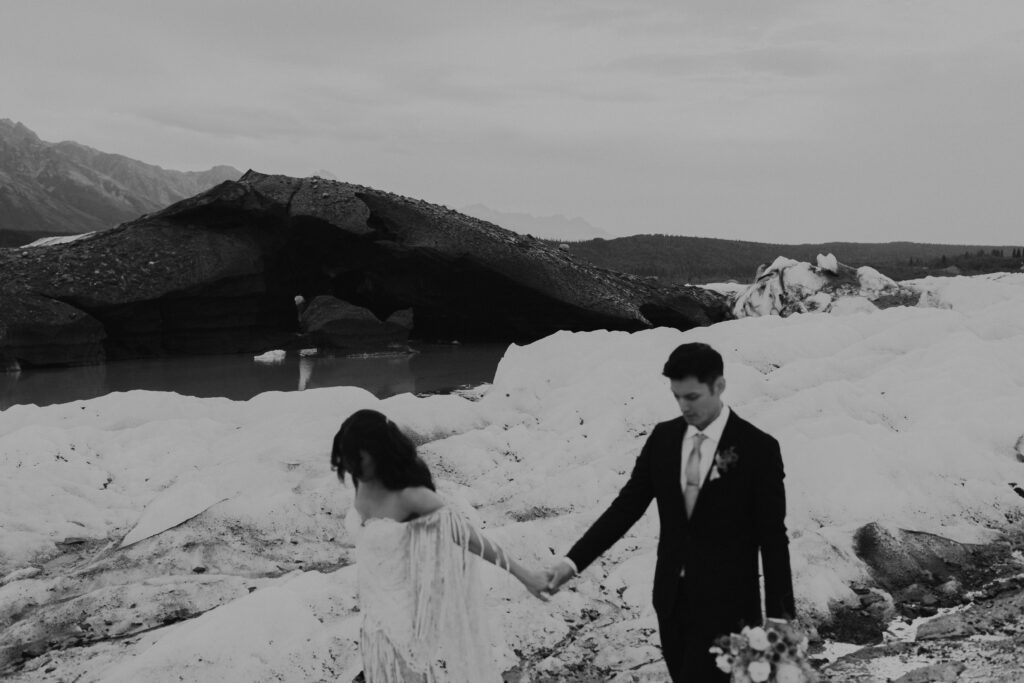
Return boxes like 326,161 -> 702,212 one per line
0,344 -> 509,410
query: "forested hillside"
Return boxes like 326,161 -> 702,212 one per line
558,235 -> 1024,284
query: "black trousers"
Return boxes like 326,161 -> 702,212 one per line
658,578 -> 730,683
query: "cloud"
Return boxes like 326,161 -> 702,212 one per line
138,106 -> 303,140
605,46 -> 836,79
3,0 -> 1024,243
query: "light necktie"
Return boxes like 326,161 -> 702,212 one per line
684,432 -> 707,518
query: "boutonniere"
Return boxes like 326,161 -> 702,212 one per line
708,446 -> 740,481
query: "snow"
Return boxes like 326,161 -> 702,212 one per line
119,480 -> 230,548
855,265 -> 898,296
699,281 -> 748,295
23,232 -> 95,248
816,253 -> 838,274
101,580 -> 345,683
732,254 -> 914,318
3,272 -> 1024,680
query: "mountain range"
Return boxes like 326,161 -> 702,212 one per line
0,119 -> 241,246
4,118 -> 1018,286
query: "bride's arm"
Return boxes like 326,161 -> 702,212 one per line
462,525 -> 549,601
400,487 -> 550,601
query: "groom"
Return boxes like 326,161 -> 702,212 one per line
546,342 -> 795,682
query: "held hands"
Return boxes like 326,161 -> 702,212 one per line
544,560 -> 576,595
515,566 -> 552,602
512,558 -> 576,601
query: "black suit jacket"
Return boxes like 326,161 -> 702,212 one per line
567,411 -> 795,630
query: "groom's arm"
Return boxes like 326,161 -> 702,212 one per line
565,425 -> 659,574
753,434 -> 796,619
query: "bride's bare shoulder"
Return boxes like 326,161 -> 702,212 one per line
398,486 -> 445,518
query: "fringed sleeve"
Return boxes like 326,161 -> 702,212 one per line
405,506 -> 502,683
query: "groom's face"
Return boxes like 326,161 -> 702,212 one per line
670,375 -> 725,430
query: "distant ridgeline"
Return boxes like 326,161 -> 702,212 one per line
0,172 -> 731,369
0,119 -> 241,246
556,235 -> 1024,285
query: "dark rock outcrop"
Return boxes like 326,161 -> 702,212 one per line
0,171 -> 732,367
817,522 -> 1019,647
299,296 -> 411,350
0,293 -> 106,369
853,523 -> 975,592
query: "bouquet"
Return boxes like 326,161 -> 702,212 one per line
709,621 -> 817,683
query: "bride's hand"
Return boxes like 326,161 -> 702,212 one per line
516,566 -> 551,602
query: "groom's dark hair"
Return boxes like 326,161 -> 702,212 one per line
662,342 -> 724,386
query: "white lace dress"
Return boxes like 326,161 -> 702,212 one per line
352,505 -> 503,682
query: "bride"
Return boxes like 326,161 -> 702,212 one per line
331,409 -> 550,682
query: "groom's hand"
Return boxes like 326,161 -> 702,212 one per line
517,567 -> 552,602
545,560 -> 576,594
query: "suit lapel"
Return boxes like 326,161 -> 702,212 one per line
664,417 -> 688,522
700,410 -> 739,487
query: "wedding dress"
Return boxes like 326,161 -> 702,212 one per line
351,505 -> 504,682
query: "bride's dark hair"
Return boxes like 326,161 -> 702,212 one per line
331,409 -> 436,491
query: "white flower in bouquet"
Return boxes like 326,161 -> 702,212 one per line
713,650 -> 733,674
747,660 -> 772,682
745,626 -> 770,651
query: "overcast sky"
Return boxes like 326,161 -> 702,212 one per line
3,0 -> 1023,244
